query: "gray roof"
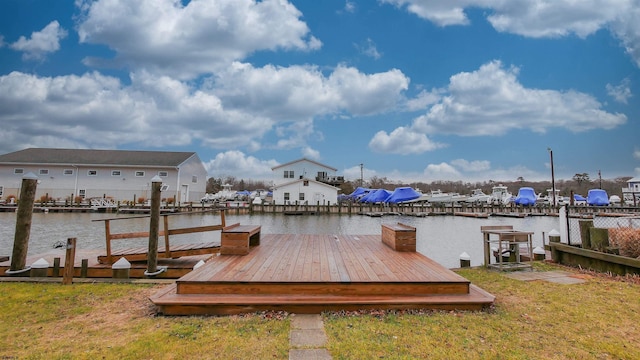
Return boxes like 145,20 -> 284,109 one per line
271,157 -> 337,172
0,148 -> 197,167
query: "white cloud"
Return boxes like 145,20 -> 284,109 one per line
609,5 -> 640,67
356,38 -> 382,59
369,126 -> 445,155
381,0 -> 640,67
411,60 -> 626,136
634,148 -> 640,159
372,60 -> 626,156
0,71 -> 272,154
404,89 -> 442,111
450,159 -> 491,172
10,21 -> 67,60
344,1 -> 356,13
606,78 -> 632,104
423,162 -> 461,181
76,0 -> 321,79
213,62 -> 409,119
301,146 -> 321,160
203,150 -> 278,179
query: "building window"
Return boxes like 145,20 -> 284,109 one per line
192,175 -> 198,183
78,189 -> 86,199
14,168 -> 23,175
158,171 -> 168,177
303,180 -> 309,186
135,171 -> 145,177
63,169 -> 73,175
39,169 -> 49,175
299,193 -> 305,201
284,192 -> 290,201
87,170 -> 97,176
112,170 -> 121,176
284,170 -> 294,179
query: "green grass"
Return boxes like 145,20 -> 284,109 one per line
1,263 -> 639,359
323,264 -> 640,359
0,283 -> 289,359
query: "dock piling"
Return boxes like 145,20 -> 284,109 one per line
8,173 -> 38,275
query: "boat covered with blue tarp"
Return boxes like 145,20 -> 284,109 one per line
360,189 -> 392,203
587,189 -> 609,206
514,187 -> 537,206
385,187 -> 421,203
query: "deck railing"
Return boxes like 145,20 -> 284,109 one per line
92,209 -> 227,264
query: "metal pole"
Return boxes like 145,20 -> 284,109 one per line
548,148 -> 556,207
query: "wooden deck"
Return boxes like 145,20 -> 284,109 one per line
0,249 -> 213,279
150,234 -> 495,315
97,242 -> 220,264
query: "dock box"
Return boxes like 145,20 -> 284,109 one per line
381,223 -> 416,252
221,224 -> 261,255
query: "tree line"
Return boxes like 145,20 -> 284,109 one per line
207,174 -> 633,198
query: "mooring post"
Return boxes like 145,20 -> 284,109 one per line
7,172 -> 38,275
146,176 -> 162,276
63,237 -> 76,285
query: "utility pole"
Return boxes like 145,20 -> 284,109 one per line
548,148 -> 556,207
360,163 -> 364,187
598,170 -> 602,189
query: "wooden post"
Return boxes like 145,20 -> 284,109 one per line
53,257 -> 61,277
63,237 -> 76,285
9,173 -> 38,273
147,176 -> 162,275
81,259 -> 89,278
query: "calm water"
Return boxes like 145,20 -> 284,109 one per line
0,212 -> 560,268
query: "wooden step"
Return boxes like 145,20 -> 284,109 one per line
175,280 -> 470,296
150,284 -> 495,316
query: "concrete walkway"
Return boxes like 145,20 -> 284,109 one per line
289,314 -> 332,360
505,270 -> 587,284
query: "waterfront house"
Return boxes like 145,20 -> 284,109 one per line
622,177 -> 640,206
0,148 -> 207,204
270,158 -> 343,205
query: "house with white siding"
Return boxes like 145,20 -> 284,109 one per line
0,148 -> 207,203
271,158 -> 343,205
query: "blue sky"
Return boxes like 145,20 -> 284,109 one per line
1,0 -> 639,184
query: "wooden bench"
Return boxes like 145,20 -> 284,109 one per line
381,222 -> 416,252
220,224 -> 261,255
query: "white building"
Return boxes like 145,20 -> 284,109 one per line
0,148 -> 207,203
622,177 -> 640,206
271,158 -> 343,205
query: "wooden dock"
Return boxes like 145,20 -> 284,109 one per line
150,234 -> 495,315
0,249 -> 212,279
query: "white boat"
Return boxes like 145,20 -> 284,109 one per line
201,184 -> 238,203
427,190 -> 454,203
489,185 -> 513,205
465,189 -> 491,203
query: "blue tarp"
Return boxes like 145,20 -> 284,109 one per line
384,187 -> 421,203
348,187 -> 369,199
514,187 -> 537,206
360,189 -> 392,203
587,189 -> 609,206
574,194 -> 587,201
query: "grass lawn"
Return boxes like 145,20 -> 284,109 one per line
1,263 -> 638,359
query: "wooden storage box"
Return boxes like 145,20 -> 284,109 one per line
221,224 -> 261,255
382,223 -> 416,252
